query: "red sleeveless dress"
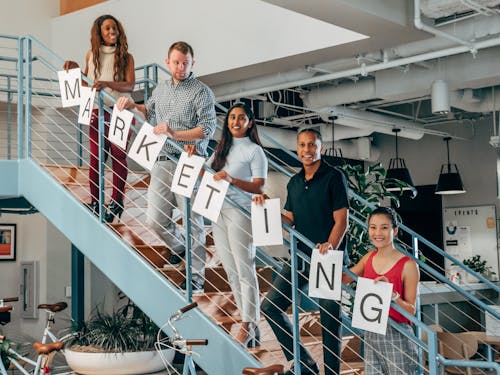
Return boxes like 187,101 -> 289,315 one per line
363,251 -> 411,324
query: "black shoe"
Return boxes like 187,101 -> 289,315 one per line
105,200 -> 124,223
179,279 -> 204,293
86,201 -> 99,216
284,362 -> 319,375
167,250 -> 185,266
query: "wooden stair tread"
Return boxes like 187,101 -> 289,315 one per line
134,244 -> 171,268
159,265 -> 273,294
42,164 -> 149,189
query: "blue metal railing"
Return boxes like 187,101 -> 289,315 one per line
4,33 -> 500,374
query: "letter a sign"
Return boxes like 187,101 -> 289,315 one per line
351,277 -> 393,335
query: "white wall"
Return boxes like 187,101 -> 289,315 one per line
0,0 -> 58,45
49,0 -> 365,76
0,213 -> 71,338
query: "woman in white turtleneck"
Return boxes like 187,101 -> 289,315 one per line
206,102 -> 268,347
64,15 -> 135,222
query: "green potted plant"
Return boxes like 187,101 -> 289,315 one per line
64,299 -> 173,375
462,255 -> 495,282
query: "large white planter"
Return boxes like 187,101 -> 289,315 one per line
64,348 -> 174,375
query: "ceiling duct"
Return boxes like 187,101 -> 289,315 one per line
420,0 -> 500,19
256,126 -> 380,161
451,87 -> 500,112
325,107 -> 452,139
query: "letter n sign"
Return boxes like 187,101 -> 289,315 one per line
308,249 -> 343,300
351,277 -> 393,335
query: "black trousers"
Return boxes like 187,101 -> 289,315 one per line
261,261 -> 342,375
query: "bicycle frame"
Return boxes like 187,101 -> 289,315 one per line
0,341 -> 46,375
156,302 -> 208,375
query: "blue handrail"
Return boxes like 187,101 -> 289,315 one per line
8,33 -> 500,373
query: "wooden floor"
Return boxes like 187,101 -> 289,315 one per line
42,164 -> 365,375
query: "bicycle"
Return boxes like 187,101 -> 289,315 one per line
36,302 -> 71,346
154,301 -> 284,375
0,297 -> 71,375
155,301 -> 208,375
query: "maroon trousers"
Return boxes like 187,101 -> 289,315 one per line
88,109 -> 128,203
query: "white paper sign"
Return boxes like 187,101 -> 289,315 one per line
351,277 -> 393,335
308,249 -> 344,300
251,198 -> 283,246
77,87 -> 96,125
128,122 -> 167,171
171,153 -> 205,198
192,171 -> 229,222
57,68 -> 82,107
108,105 -> 133,149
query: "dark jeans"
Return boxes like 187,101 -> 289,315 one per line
261,261 -> 342,375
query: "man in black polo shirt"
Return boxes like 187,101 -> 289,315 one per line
260,128 -> 349,375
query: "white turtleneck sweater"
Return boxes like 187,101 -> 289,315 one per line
87,45 -> 133,106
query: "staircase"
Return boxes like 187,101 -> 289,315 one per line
1,34 -> 500,374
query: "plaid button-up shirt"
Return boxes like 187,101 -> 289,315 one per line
145,73 -> 216,157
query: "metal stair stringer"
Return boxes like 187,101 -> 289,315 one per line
16,159 -> 260,375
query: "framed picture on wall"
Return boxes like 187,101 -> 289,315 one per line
0,224 -> 16,261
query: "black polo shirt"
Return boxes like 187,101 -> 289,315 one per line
284,160 -> 349,258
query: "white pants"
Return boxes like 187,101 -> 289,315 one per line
212,208 -> 260,322
147,160 -> 206,284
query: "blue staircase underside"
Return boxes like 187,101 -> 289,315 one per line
2,159 -> 260,374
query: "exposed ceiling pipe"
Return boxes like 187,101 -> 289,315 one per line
392,13 -> 500,58
302,79 -> 376,110
213,34 -> 500,103
213,68 -> 315,103
327,106 -> 452,139
421,0 -> 500,18
257,125 -> 380,161
414,0 -> 477,54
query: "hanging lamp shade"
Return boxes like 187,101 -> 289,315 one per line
435,137 -> 466,195
385,128 -> 414,191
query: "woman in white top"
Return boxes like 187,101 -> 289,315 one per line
64,15 -> 135,222
208,102 -> 268,347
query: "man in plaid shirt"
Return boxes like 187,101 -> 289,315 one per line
117,41 -> 216,292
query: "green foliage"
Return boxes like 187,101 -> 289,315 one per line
339,162 -> 416,265
67,300 -> 165,353
1,338 -> 11,370
462,255 -> 495,277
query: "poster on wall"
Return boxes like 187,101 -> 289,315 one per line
0,224 -> 16,261
443,205 -> 498,281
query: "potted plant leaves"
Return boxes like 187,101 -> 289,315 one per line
462,255 -> 496,283
63,298 -> 173,375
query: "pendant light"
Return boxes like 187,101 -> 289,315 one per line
385,128 -> 414,191
322,116 -> 345,166
435,137 -> 466,195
